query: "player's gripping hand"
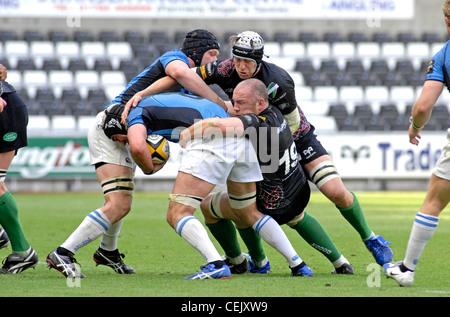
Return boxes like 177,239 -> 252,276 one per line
121,93 -> 143,124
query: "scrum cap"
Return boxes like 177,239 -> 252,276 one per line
231,31 -> 265,71
182,29 -> 220,66
103,104 -> 127,139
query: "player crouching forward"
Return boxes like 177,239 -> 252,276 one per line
46,92 -> 231,278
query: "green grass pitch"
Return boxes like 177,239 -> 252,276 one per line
0,191 -> 449,301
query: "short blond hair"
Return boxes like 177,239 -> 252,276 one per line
443,0 -> 450,17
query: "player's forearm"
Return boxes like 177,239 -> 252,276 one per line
131,147 -> 155,175
176,72 -> 227,111
410,80 -> 443,130
139,76 -> 181,98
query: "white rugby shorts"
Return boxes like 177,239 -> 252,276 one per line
88,111 -> 136,169
179,135 -> 263,187
433,128 -> 450,180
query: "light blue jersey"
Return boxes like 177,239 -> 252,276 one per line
126,92 -> 229,142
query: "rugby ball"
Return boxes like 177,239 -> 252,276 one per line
146,135 -> 170,164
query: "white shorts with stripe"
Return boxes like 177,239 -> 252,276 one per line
179,135 -> 263,187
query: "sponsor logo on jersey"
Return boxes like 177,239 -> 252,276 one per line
427,60 -> 434,74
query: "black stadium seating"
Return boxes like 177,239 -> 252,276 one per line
0,30 -> 448,131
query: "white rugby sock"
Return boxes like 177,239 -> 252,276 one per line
253,215 -> 303,268
100,219 -> 122,251
403,212 -> 439,271
61,209 -> 111,254
175,215 -> 222,263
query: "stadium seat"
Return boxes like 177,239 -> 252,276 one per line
29,41 -> 55,63
22,70 -> 48,89
405,42 -> 430,61
74,70 -> 100,92
28,115 -> 51,130
23,31 -> 44,42
332,72 -> 354,87
67,58 -> 88,72
77,115 -> 97,132
73,31 -> 94,43
149,32 -> 172,53
300,101 -> 330,116
327,103 -> 349,120
381,42 -> 405,61
104,85 -> 123,101
263,42 -> 281,57
93,59 -> 113,72
48,71 -> 74,91
124,31 -> 145,46
353,103 -> 374,127
430,42 -> 447,56
0,31 -> 19,42
265,56 -> 296,71
339,86 -> 364,104
295,59 -> 316,79
313,86 -> 339,102
390,86 -> 415,104
365,86 -> 389,103
308,115 -> 338,133
106,42 -> 133,66
303,72 -> 327,87
323,32 -> 344,43
80,41 -> 106,67
288,71 -> 304,86
347,32 -> 369,44
345,59 -> 365,79
356,42 -> 380,60
4,41 -> 29,66
55,41 -> 80,64
295,86 -> 313,102
331,42 -> 356,61
87,88 -> 109,113
336,116 -> 360,131
4,70 -> 22,89
372,32 -> 392,43
48,30 -> 69,42
357,71 -> 379,87
306,42 -> 331,60
408,72 -> 426,87
51,115 -> 77,130
421,32 -> 444,43
395,59 -> 415,77
281,42 -> 305,58
100,71 -> 126,88
378,103 -> 400,128
383,72 -> 404,87
16,58 -> 36,71
273,32 -> 294,43
70,100 -> 92,117
42,58 -> 63,72
99,31 -> 121,43
397,32 -> 417,43
298,32 -> 318,44
370,59 -> 390,82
